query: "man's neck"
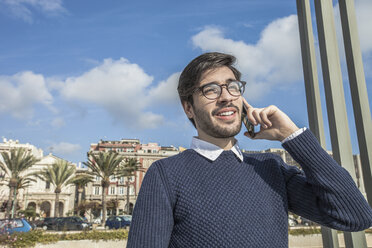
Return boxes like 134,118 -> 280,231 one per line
196,133 -> 236,150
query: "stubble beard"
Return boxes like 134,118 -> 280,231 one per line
192,105 -> 242,138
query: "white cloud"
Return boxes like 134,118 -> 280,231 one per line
60,58 -> 166,129
0,58 -> 180,129
192,15 -> 302,100
0,0 -> 65,23
0,71 -> 53,119
51,142 -> 81,156
148,72 -> 180,104
333,0 -> 372,78
352,0 -> 372,54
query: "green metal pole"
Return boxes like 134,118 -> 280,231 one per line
338,0 -> 372,206
313,0 -> 367,247
296,1 -> 339,247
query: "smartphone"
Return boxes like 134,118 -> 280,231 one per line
242,104 -> 256,138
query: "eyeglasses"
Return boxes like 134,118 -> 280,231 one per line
193,80 -> 246,100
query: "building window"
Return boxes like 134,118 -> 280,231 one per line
109,175 -> 115,182
95,176 -> 100,182
119,187 -> 124,195
119,177 -> 124,184
94,187 -> 100,195
110,186 -> 116,195
45,181 -> 50,189
129,186 -> 134,195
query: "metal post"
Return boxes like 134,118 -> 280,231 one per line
313,0 -> 367,247
296,0 -> 339,247
338,0 -> 372,206
296,0 -> 326,146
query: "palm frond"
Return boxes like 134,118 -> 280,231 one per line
116,157 -> 142,178
72,172 -> 94,188
0,148 -> 40,180
34,160 -> 76,191
83,151 -> 124,182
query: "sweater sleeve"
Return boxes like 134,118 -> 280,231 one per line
281,129 -> 372,231
127,162 -> 174,248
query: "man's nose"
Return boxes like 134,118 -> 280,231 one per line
218,86 -> 235,102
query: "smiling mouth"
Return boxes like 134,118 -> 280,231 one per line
216,111 -> 235,116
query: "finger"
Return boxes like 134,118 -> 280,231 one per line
242,97 -> 257,123
244,131 -> 254,139
251,130 -> 264,140
242,97 -> 253,109
251,127 -> 271,140
259,108 -> 273,128
246,105 -> 257,125
252,109 -> 264,126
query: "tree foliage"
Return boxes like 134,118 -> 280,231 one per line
0,148 -> 40,218
83,151 -> 124,224
33,160 -> 76,217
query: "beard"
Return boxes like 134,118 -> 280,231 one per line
192,104 -> 242,138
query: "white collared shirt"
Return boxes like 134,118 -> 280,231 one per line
190,127 -> 307,162
190,137 -> 244,162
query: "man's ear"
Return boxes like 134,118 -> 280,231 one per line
182,100 -> 194,119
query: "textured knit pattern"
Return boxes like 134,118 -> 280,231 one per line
127,130 -> 372,248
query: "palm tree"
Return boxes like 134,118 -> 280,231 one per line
71,172 -> 94,212
14,176 -> 37,216
0,148 -> 40,218
117,158 -> 142,214
34,160 -> 76,217
83,151 -> 124,225
0,174 -> 36,217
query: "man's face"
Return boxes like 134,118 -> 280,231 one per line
184,66 -> 243,139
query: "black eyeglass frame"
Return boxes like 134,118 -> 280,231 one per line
192,80 -> 246,100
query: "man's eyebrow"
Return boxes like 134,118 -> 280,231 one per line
226,78 -> 236,83
202,78 -> 237,85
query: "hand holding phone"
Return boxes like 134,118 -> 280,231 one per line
241,99 -> 300,141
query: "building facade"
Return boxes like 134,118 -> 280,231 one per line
0,138 -> 75,219
85,139 -> 179,218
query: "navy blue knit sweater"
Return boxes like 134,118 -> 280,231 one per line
127,130 -> 372,247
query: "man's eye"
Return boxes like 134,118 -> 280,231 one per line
203,87 -> 218,94
228,82 -> 241,93
229,85 -> 239,90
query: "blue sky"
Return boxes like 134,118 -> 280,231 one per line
0,0 -> 371,164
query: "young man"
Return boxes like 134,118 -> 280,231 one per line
127,52 -> 372,247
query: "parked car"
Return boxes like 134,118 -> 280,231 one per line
300,217 -> 315,226
92,218 -> 101,225
288,217 -> 298,227
28,219 -> 43,229
40,217 -> 59,230
120,215 -> 132,222
55,216 -> 92,231
0,218 -> 32,234
105,215 -> 131,230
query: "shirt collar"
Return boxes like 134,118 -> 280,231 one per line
190,137 -> 243,162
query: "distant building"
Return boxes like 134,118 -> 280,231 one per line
0,137 -> 179,220
0,138 -> 75,218
242,148 -> 365,193
85,139 -> 179,216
